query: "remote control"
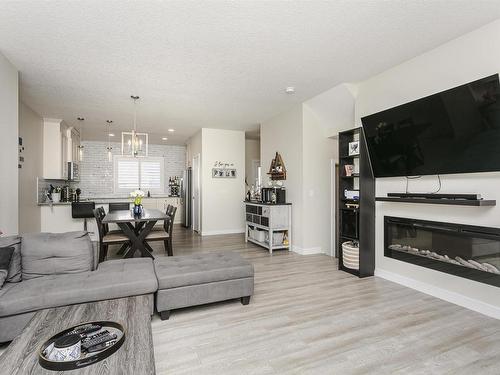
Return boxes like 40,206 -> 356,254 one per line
67,324 -> 102,337
81,331 -> 117,350
86,339 -> 117,353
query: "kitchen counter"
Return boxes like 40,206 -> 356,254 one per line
38,196 -> 181,206
39,196 -> 184,234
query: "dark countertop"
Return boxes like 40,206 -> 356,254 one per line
38,196 -> 182,206
244,201 -> 292,206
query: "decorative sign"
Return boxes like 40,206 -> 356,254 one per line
212,161 -> 236,178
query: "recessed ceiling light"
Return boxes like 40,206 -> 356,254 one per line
162,137 -> 168,141
167,128 -> 175,132
285,86 -> 295,94
109,133 -> 115,137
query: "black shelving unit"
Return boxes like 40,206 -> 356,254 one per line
337,127 -> 375,278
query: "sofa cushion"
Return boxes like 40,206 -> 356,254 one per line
0,236 -> 22,282
0,258 -> 157,317
0,247 -> 14,288
21,232 -> 94,280
154,252 -> 254,289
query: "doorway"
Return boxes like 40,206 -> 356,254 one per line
192,153 -> 201,233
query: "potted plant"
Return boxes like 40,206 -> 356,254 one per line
130,190 -> 145,216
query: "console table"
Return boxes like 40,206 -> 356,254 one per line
0,295 -> 155,374
244,201 -> 292,254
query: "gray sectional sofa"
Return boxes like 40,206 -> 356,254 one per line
0,231 -> 254,343
0,232 -> 158,343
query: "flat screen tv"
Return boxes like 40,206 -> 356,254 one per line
362,74 -> 500,177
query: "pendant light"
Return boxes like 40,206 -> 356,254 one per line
106,120 -> 113,162
77,117 -> 85,162
121,95 -> 148,157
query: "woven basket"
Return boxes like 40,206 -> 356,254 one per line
342,241 -> 359,270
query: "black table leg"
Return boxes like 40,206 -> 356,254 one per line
116,243 -> 129,256
119,220 -> 157,259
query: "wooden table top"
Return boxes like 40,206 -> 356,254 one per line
0,295 -> 155,375
102,209 -> 167,223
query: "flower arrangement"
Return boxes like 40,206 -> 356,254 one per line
130,190 -> 145,206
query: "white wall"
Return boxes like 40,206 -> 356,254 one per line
355,19 -> 500,318
305,83 -> 358,137
245,139 -> 260,187
201,128 -> 245,235
302,105 -> 337,255
261,105 -> 304,250
18,102 -> 43,233
0,52 -> 19,235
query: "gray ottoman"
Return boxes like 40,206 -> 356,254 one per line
153,252 -> 254,320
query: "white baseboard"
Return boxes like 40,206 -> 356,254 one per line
292,246 -> 324,255
375,268 -> 500,320
201,228 -> 245,236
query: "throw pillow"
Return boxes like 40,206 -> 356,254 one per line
0,247 -> 15,288
21,231 -> 94,280
0,236 -> 22,282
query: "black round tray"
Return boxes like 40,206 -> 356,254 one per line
38,321 -> 125,371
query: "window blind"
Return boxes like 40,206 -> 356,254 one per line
116,159 -> 139,191
114,156 -> 165,193
140,159 -> 162,191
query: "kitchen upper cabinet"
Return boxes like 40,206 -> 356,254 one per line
69,127 -> 81,163
42,119 -> 79,179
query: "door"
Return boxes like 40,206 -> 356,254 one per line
192,154 -> 201,233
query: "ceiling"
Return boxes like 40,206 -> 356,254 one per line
1,1 -> 499,145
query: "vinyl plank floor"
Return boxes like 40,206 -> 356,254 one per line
2,226 -> 500,375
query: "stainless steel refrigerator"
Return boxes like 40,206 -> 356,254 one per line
182,168 -> 192,228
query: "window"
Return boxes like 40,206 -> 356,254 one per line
114,156 -> 165,194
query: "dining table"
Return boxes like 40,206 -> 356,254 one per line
102,208 -> 168,258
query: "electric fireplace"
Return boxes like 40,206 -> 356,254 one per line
385,216 -> 500,287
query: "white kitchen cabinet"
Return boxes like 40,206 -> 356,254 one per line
69,127 -> 81,163
42,119 -> 80,179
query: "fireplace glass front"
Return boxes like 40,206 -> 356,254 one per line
385,216 -> 500,287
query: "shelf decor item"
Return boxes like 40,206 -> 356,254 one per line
348,141 -> 360,156
130,190 -> 145,216
267,152 -> 287,180
342,241 -> 359,270
344,164 -> 354,176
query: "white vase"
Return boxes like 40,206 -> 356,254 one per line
52,192 -> 61,203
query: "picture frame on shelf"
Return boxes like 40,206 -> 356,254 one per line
344,164 -> 354,176
348,141 -> 360,156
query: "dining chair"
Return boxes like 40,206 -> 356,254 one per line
145,206 -> 177,256
93,207 -> 130,262
109,202 -> 131,212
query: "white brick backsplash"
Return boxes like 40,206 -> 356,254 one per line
79,141 -> 186,198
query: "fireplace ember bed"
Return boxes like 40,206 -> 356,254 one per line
385,216 -> 500,287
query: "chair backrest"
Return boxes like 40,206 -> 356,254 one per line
164,206 -> 177,235
93,207 -> 106,242
109,202 -> 130,212
165,204 -> 173,216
